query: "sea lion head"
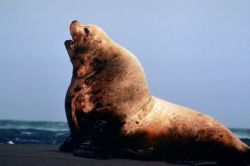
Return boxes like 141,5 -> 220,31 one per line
64,20 -> 110,68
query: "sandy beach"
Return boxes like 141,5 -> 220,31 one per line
0,144 -> 192,166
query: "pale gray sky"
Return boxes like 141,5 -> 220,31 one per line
0,0 -> 249,128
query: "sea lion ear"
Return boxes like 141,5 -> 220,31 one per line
84,27 -> 90,35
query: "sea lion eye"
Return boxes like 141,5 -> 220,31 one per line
84,27 -> 90,34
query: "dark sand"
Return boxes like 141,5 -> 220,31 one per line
0,144 -> 191,166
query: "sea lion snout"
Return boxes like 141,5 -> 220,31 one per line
70,20 -> 84,42
65,20 -> 86,58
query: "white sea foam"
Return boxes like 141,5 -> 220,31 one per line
21,131 -> 32,135
7,141 -> 14,144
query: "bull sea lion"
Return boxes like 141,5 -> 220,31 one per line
60,20 -> 250,165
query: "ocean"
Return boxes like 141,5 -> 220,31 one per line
0,120 -> 69,145
0,120 -> 250,146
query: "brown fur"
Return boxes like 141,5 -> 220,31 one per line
61,20 -> 250,164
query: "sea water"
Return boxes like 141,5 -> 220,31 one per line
0,120 -> 69,145
0,120 -> 249,146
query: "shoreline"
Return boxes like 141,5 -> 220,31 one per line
0,144 -> 190,166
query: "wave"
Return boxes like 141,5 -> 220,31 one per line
0,128 -> 69,145
229,128 -> 250,139
0,120 -> 69,132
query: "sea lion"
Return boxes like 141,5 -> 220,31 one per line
60,20 -> 250,165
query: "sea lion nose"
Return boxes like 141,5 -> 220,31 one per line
70,20 -> 84,42
71,20 -> 79,25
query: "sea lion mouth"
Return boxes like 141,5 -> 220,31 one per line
64,40 -> 74,48
65,20 -> 84,52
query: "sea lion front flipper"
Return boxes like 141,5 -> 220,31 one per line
59,134 -> 76,152
73,139 -> 113,159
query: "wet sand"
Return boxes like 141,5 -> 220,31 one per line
0,144 -> 191,166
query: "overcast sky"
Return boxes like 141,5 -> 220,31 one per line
0,0 -> 249,128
